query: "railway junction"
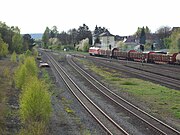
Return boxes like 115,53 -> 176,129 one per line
39,50 -> 180,135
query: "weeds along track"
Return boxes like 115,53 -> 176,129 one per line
74,54 -> 180,80
45,52 -> 128,135
68,55 -> 180,135
82,56 -> 180,90
93,55 -> 180,75
112,57 -> 180,75
120,61 -> 180,81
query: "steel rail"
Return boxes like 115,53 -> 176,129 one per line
45,53 -> 129,135
68,55 -> 180,135
88,54 -> 180,72
87,56 -> 180,90
74,54 -> 180,82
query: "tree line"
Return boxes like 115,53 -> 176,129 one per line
2,20 -> 178,54
42,24 -> 93,49
135,26 -> 180,52
0,21 -> 35,59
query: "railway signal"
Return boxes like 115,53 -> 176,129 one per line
151,44 -> 154,50
109,44 -> 111,50
140,44 -> 144,52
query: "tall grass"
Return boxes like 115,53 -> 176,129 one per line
19,121 -> 47,135
3,67 -> 10,79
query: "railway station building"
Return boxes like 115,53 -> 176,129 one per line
92,30 -> 115,50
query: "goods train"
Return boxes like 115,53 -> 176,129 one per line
89,47 -> 180,64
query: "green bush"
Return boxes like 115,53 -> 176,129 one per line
14,54 -> 52,133
18,54 -> 25,63
25,50 -> 32,57
14,57 -> 38,89
0,35 -> 9,58
82,41 -> 89,52
11,51 -> 17,62
0,42 -> 8,57
14,64 -> 27,89
20,76 -> 51,123
24,57 -> 38,77
75,38 -> 89,52
32,49 -> 38,58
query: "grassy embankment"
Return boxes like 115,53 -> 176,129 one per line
78,59 -> 180,120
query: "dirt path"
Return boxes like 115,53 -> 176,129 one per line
0,58 -> 20,134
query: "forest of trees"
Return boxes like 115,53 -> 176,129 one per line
42,24 -> 92,50
1,20 -> 180,54
41,24 -> 112,51
0,21 -> 35,59
164,28 -> 180,53
134,26 -> 180,52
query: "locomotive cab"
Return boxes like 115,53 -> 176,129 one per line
89,47 -> 100,56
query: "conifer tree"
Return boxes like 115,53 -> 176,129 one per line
139,27 -> 146,44
42,27 -> 50,48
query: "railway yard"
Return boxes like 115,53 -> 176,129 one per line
1,50 -> 179,135
1,2 -> 180,134
41,50 -> 180,135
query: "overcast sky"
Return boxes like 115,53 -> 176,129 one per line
0,0 -> 179,35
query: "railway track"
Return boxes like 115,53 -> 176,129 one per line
73,54 -> 180,80
91,55 -> 180,80
119,61 -> 180,81
45,52 -> 128,135
67,55 -> 180,135
83,56 -> 180,90
92,54 -> 180,72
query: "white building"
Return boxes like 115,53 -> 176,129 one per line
93,30 -> 115,50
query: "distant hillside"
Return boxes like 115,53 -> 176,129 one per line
30,33 -> 43,40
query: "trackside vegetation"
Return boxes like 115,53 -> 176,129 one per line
11,51 -> 17,63
14,57 -> 38,89
14,54 -> 52,135
20,76 -> 51,123
93,65 -> 180,119
78,59 -> 180,120
0,62 -> 13,134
